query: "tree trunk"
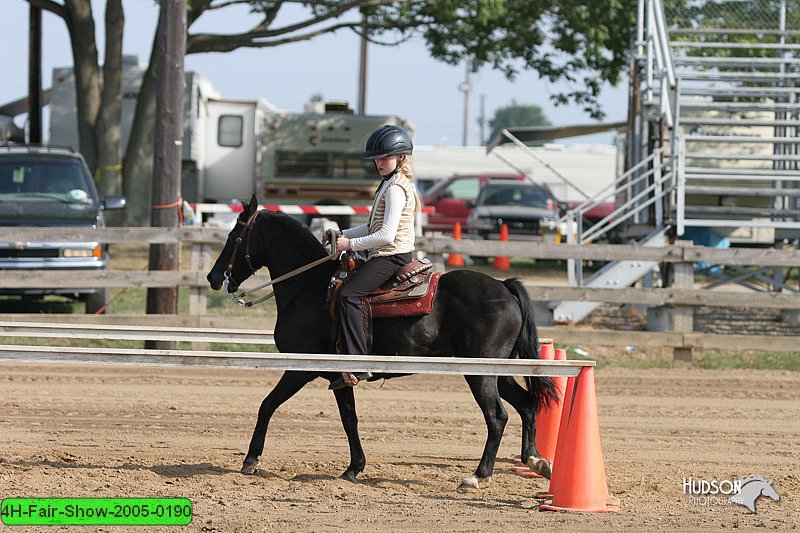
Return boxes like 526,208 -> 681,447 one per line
146,0 -> 186,349
64,0 -> 101,175
96,0 -> 124,224
121,27 -> 159,226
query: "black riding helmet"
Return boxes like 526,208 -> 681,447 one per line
362,125 -> 413,160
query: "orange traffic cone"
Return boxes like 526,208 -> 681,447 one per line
511,341 -> 555,478
446,222 -> 465,267
534,373 -> 576,501
540,366 -> 617,512
493,223 -> 511,270
534,347 -> 568,462
540,341 -> 555,360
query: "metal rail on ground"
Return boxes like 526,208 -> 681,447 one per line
0,321 -> 586,376
0,321 -> 275,344
0,344 -> 591,377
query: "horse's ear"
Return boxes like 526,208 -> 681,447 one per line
245,194 -> 258,216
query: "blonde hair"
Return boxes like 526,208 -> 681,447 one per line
396,154 -> 421,214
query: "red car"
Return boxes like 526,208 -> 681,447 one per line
561,200 -> 615,224
421,173 -> 527,233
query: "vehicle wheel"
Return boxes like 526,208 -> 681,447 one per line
84,289 -> 108,314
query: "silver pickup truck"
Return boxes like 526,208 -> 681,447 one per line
0,145 -> 125,313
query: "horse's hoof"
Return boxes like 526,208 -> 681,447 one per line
527,457 -> 552,479
241,458 -> 260,475
458,474 -> 491,492
339,470 -> 359,483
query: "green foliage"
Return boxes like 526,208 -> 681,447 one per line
487,100 -> 551,144
666,0 -> 799,33
185,0 -> 639,119
666,0 -> 799,59
694,351 -> 800,371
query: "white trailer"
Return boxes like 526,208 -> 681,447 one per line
48,57 -> 409,226
198,98 -> 266,203
49,56 -> 276,206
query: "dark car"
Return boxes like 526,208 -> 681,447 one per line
465,179 -> 559,241
421,172 -> 527,233
0,145 -> 126,313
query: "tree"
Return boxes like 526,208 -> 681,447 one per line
487,101 -> 551,144
28,0 -> 124,204
29,0 -> 638,224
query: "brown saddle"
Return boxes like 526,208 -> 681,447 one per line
325,255 -> 442,320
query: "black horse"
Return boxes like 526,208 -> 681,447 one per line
206,195 -> 557,490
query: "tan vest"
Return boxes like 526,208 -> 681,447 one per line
367,172 -> 416,259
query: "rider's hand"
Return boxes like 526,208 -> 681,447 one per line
322,228 -> 338,246
336,236 -> 351,254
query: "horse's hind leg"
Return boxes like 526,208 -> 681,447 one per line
498,376 -> 537,463
332,385 -> 366,482
498,376 -> 551,479
459,375 -> 507,491
242,371 -> 316,475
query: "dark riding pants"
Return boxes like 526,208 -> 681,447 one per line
337,252 -> 411,355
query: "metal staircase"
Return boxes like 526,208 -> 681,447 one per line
554,0 -> 800,324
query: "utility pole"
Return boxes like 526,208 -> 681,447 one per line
146,0 -> 186,349
478,94 -> 486,146
357,11 -> 368,115
28,4 -> 42,143
459,55 -> 473,146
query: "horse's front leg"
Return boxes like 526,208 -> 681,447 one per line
332,384 -> 365,482
459,375 -> 508,491
242,371 -> 316,475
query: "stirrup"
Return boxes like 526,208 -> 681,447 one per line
328,372 -> 374,391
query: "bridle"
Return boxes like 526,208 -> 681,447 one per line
222,211 -> 339,307
224,209 -> 260,282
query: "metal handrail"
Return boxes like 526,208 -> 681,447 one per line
582,168 -> 674,243
652,0 -> 676,88
562,149 -> 674,245
556,149 -> 662,228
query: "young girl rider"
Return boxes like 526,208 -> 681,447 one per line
327,125 -> 420,390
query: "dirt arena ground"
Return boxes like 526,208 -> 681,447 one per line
1,361 -> 798,532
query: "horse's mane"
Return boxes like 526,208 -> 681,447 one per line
738,476 -> 768,486
257,211 -> 328,260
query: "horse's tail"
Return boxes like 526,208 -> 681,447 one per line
503,278 -> 559,409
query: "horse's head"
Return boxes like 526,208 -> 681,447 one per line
757,480 -> 780,502
207,194 -> 262,293
730,476 -> 780,513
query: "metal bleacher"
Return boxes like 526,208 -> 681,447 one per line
554,0 -> 800,324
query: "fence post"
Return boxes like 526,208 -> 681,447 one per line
671,241 -> 694,364
189,242 -> 211,315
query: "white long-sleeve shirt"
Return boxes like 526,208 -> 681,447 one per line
343,179 -> 406,252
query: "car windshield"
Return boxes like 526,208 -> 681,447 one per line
480,186 -> 550,208
0,159 -> 93,204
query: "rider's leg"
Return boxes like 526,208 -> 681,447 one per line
331,252 -> 411,389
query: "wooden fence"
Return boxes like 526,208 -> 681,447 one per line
1,227 -> 799,354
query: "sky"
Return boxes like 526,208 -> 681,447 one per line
1,1 -> 629,148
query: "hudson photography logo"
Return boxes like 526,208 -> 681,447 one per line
682,475 -> 781,513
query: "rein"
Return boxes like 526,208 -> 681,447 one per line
223,212 -> 339,307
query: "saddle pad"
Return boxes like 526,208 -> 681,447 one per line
370,271 -> 443,318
